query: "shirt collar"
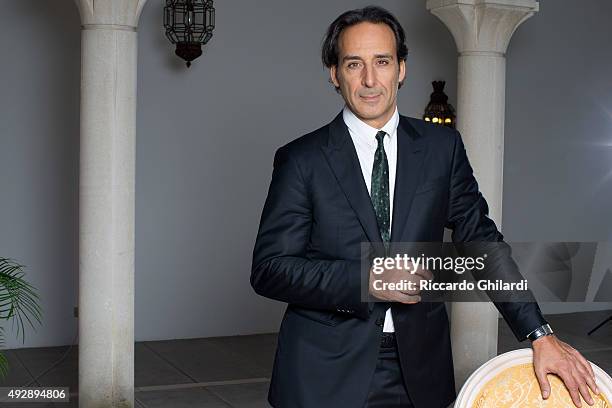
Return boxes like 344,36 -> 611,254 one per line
342,105 -> 399,142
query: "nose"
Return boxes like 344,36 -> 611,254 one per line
362,64 -> 376,88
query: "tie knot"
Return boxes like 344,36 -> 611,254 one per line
375,130 -> 386,145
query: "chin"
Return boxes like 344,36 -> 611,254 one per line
351,102 -> 377,113
357,109 -> 385,120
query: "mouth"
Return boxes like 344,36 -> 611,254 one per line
360,94 -> 381,102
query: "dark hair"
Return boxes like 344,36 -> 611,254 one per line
321,6 -> 409,69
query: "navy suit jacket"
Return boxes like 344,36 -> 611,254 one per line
251,112 -> 547,408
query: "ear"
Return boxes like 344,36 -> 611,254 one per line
330,65 -> 340,88
398,59 -> 406,84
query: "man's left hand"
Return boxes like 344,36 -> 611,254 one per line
532,334 -> 600,407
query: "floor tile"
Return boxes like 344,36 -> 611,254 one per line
206,381 -> 273,408
0,398 -> 77,408
0,349 -> 35,387
145,337 -> 268,383
205,333 -> 278,375
13,345 -> 78,391
136,387 -> 231,408
135,342 -> 194,387
582,349 -> 612,375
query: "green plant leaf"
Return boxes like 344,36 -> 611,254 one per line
0,326 -> 8,380
0,258 -> 42,345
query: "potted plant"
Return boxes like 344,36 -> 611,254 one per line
0,257 -> 42,379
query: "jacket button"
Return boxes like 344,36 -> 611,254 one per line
375,317 -> 384,327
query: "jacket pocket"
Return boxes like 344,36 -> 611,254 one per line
287,305 -> 340,326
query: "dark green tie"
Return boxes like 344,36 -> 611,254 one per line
371,131 -> 390,244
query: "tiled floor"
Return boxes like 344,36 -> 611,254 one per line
0,310 -> 610,407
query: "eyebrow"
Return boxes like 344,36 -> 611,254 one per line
342,54 -> 394,62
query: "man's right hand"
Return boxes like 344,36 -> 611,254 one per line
368,260 -> 433,304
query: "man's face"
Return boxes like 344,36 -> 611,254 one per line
330,22 -> 406,129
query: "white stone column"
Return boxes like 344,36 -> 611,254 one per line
426,0 -> 539,388
74,0 -> 147,406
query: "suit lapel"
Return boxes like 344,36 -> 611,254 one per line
389,117 -> 427,244
320,113 -> 427,255
321,112 -> 386,257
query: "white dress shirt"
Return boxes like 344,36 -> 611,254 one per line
343,105 -> 399,333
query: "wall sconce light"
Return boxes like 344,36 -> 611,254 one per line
423,81 -> 456,129
164,0 -> 215,67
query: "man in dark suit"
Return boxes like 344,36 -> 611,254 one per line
251,6 -> 599,408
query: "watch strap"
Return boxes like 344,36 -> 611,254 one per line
527,323 -> 554,341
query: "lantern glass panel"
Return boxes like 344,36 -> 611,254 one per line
208,8 -> 215,27
185,10 -> 194,26
195,11 -> 204,26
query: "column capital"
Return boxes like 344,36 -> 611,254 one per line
74,0 -> 148,28
426,0 -> 539,55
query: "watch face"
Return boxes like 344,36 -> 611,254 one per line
528,327 -> 552,341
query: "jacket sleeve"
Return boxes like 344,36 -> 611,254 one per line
250,145 -> 371,320
445,130 -> 548,341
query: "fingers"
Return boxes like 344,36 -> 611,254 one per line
561,369 -> 594,407
585,375 -> 600,399
534,337 -> 600,407
573,358 -> 600,399
573,351 -> 599,395
558,370 -> 582,407
555,364 -> 598,407
563,345 -> 600,397
577,376 -> 595,406
413,267 -> 433,280
399,286 -> 420,296
396,293 -> 421,304
535,368 -> 551,400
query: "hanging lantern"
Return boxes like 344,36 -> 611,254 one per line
164,0 -> 215,67
423,81 -> 456,129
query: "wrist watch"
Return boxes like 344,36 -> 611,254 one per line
527,323 -> 554,341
